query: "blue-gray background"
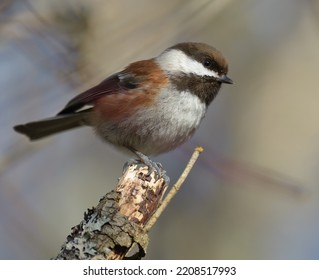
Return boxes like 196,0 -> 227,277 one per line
1,0 -> 319,259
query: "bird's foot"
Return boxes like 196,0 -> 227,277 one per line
126,150 -> 169,184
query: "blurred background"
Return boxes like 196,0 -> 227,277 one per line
1,0 -> 319,259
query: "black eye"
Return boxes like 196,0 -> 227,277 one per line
203,58 -> 213,68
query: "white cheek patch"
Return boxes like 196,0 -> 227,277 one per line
156,49 -> 219,78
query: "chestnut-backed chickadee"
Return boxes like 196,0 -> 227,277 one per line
14,42 -> 232,168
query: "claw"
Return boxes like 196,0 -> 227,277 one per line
129,149 -> 168,182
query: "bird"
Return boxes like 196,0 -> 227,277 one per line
14,42 -> 232,173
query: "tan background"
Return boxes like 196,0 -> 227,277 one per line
1,0 -> 319,259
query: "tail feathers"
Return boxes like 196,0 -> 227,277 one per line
14,111 -> 91,141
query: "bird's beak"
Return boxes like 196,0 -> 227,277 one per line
218,75 -> 233,84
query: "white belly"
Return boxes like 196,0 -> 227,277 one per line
95,89 -> 207,155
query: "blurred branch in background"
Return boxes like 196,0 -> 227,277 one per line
0,0 -> 12,13
0,0 -> 92,173
175,141 -> 305,199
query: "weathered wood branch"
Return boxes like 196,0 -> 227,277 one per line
55,147 -> 203,260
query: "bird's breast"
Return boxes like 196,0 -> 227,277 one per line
93,87 -> 207,155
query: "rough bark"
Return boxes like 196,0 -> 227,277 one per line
55,163 -> 168,260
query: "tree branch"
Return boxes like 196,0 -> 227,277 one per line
55,147 -> 203,259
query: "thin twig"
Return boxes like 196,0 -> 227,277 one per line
144,147 -> 204,232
